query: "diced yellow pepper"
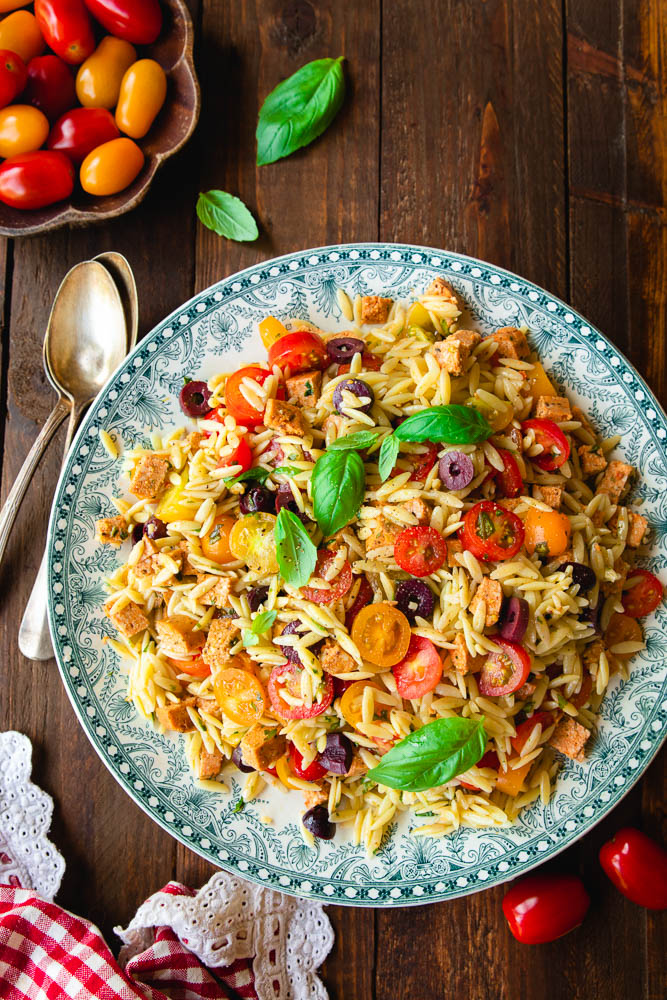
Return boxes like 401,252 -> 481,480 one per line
496,759 -> 531,796
526,361 -> 556,399
259,315 -> 289,349
406,301 -> 434,331
156,470 -> 192,523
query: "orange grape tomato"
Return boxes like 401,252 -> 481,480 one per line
229,513 -> 279,573
339,680 -> 382,728
167,654 -> 210,678
259,315 -> 289,350
79,136 -> 144,195
115,58 -> 167,139
0,0 -> 32,10
350,602 -> 411,667
200,514 -> 236,565
604,613 -> 643,659
76,36 -> 136,109
213,667 -> 266,725
523,508 -> 572,559
0,11 -> 46,63
0,104 -> 49,157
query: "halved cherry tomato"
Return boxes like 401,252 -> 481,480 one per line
459,748 -> 500,789
217,437 -> 253,476
83,0 -> 162,44
25,54 -> 76,121
339,679 -> 381,728
268,330 -> 328,374
0,150 -> 74,209
0,105 -> 49,158
510,711 -> 554,754
301,549 -> 353,605
351,603 -> 411,667
288,742 -> 326,781
523,507 -> 572,560
521,418 -> 570,471
461,500 -> 525,562
268,663 -> 334,720
200,514 -> 236,565
604,612 -> 643,659
34,0 -> 95,65
224,365 -> 284,428
48,107 -> 120,164
479,637 -> 531,697
393,635 -> 443,699
229,512 -> 279,574
75,36 -> 136,109
213,666 -> 266,725
621,568 -> 663,617
0,11 -> 45,63
115,58 -> 167,139
344,575 -> 374,630
0,50 -> 27,110
259,315 -> 289,349
502,873 -> 590,943
407,441 -> 439,482
394,526 -> 447,577
332,675 -> 357,698
167,654 -> 210,678
338,351 -> 382,374
494,448 -> 524,498
599,827 -> 667,910
80,136 -> 144,195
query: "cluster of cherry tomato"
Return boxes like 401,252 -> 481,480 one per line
0,0 -> 166,210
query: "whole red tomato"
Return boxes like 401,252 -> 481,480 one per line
0,49 -> 27,110
83,0 -> 162,44
599,827 -> 667,910
25,54 -> 76,121
0,150 -> 75,209
48,107 -> 120,164
34,0 -> 95,65
502,872 -> 590,944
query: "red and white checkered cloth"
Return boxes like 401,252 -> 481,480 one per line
0,882 -> 258,1000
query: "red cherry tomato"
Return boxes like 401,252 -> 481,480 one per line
521,418 -> 571,471
34,0 -> 95,65
268,663 -> 334,720
460,500 -> 525,562
0,50 -> 27,111
510,711 -> 554,753
82,0 -> 162,44
166,654 -> 210,679
47,107 -> 120,164
494,448 -> 524,498
502,873 -> 590,944
288,742 -> 326,781
338,351 -> 382,374
393,635 -> 443,699
217,437 -> 253,476
268,330 -> 328,375
459,747 -> 500,789
25,55 -> 76,121
621,568 -> 663,618
479,637 -> 531,697
394,526 -> 447,577
224,365 -> 285,428
407,441 -> 439,482
0,150 -> 74,209
345,575 -> 374,630
301,549 -> 353,605
599,827 -> 667,910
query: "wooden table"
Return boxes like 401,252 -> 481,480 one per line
1,2 -> 665,997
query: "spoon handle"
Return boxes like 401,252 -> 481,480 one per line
0,396 -> 71,566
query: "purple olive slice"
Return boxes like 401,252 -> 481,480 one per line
179,380 -> 212,417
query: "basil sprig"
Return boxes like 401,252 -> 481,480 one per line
327,431 -> 379,451
242,609 -> 278,648
275,508 -> 317,587
395,405 -> 492,444
256,57 -> 346,166
366,717 -> 487,792
196,190 -> 259,242
378,434 -> 399,481
312,448 -> 365,537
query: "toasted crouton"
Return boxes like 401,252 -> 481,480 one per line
489,326 -> 529,360
286,370 -> 322,406
602,557 -> 630,596
303,785 -> 329,809
401,498 -> 432,524
534,395 -> 572,422
360,295 -> 392,324
582,639 -> 605,672
130,455 -> 169,500
532,485 -> 563,510
320,639 -> 356,676
156,615 -> 205,657
195,746 -> 223,780
469,577 -> 504,627
425,277 -> 462,311
177,541 -> 198,576
548,718 -> 591,762
240,724 -> 286,771
451,633 -> 485,674
446,538 -> 463,568
96,516 -> 128,545
188,431 -> 203,452
626,511 -> 648,547
595,460 -> 635,503
578,445 -> 608,478
156,697 -> 196,733
263,398 -> 307,437
201,616 -> 240,671
195,575 -> 232,608
515,681 -> 537,700
132,539 -> 161,579
346,752 -> 368,777
105,599 -> 149,638
429,330 -> 480,375
196,697 -> 221,718
364,515 -> 401,554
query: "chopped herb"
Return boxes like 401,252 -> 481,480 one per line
535,541 -> 550,558
477,511 -> 495,539
233,799 -> 245,813
263,728 -> 278,739
556,693 -> 568,709
305,381 -> 313,397
183,376 -> 192,385
522,700 -> 534,713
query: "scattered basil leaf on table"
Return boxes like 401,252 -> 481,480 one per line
312,448 -> 365,537
242,609 -> 278,647
275,508 -> 317,587
256,57 -> 346,166
196,190 -> 259,242
327,430 -> 379,451
366,716 -> 487,792
395,404 -> 492,444
225,466 -> 270,486
378,433 -> 400,483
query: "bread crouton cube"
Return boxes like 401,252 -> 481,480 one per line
489,326 -> 529,360
578,445 -> 608,478
548,717 -> 591,762
534,395 -> 572,422
451,632 -> 485,674
156,696 -> 197,733
320,638 -> 356,676
425,277 -> 462,310
626,511 -> 648,547
130,455 -> 170,499
595,460 -> 635,503
131,539 -> 160,579
201,616 -> 240,671
429,330 -> 480,375
515,681 -> 537,700
196,697 -> 221,718
401,498 -> 432,524
602,557 -> 630,595
303,785 -> 329,809
96,516 -> 128,545
177,541 -> 198,577
360,295 -> 392,324
446,538 -> 463,568
263,398 -> 307,437
156,615 -> 205,657
105,599 -> 149,638
497,498 -> 521,511
196,574 -> 232,608
469,577 -> 504,627
346,752 -> 368,777
364,515 -> 401,554
188,431 -> 203,452
239,724 -> 286,771
532,485 -> 563,510
286,370 -> 322,407
582,639 -> 605,672
195,746 -> 223,780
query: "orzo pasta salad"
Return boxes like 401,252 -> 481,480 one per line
97,277 -> 662,852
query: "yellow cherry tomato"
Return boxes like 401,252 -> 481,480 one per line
0,1 -> 32,11
156,470 -> 192,522
0,105 -> 49,158
229,513 -> 279,574
523,507 -> 572,559
200,514 -> 236,565
351,603 -> 412,667
259,315 -> 289,350
406,301 -> 434,331
115,58 -> 167,139
340,680 -> 382,729
76,36 -> 137,109
496,759 -> 531,796
526,361 -> 557,400
275,755 -> 299,788
213,665 -> 266,725
79,136 -> 144,196
0,11 -> 45,63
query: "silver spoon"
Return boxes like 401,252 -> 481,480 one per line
94,251 -> 139,352
14,261 -> 127,661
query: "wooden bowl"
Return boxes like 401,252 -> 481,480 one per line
0,0 -> 200,237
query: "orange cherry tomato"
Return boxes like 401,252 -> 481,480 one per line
79,136 -> 144,195
0,104 -> 48,157
167,654 -> 211,678
224,365 -> 285,428
524,507 -> 572,559
340,680 -> 381,728
213,666 -> 266,725
200,514 -> 236,565
0,11 -> 45,64
75,36 -> 136,109
351,602 -> 412,667
34,0 -> 95,65
604,613 -> 643,660
0,1 -> 32,11
115,58 -> 167,139
0,50 -> 27,110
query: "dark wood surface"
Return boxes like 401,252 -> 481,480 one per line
0,2 -> 665,997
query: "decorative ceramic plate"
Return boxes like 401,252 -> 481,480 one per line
47,244 -> 667,906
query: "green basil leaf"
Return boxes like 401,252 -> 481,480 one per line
256,57 -> 345,166
272,465 -> 303,477
242,630 -> 260,648
275,508 -> 317,587
366,717 -> 487,792
196,190 -> 259,242
226,466 -> 270,486
327,431 -> 379,451
394,405 -> 492,445
312,449 -> 365,537
378,434 -> 399,482
251,609 -> 277,634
